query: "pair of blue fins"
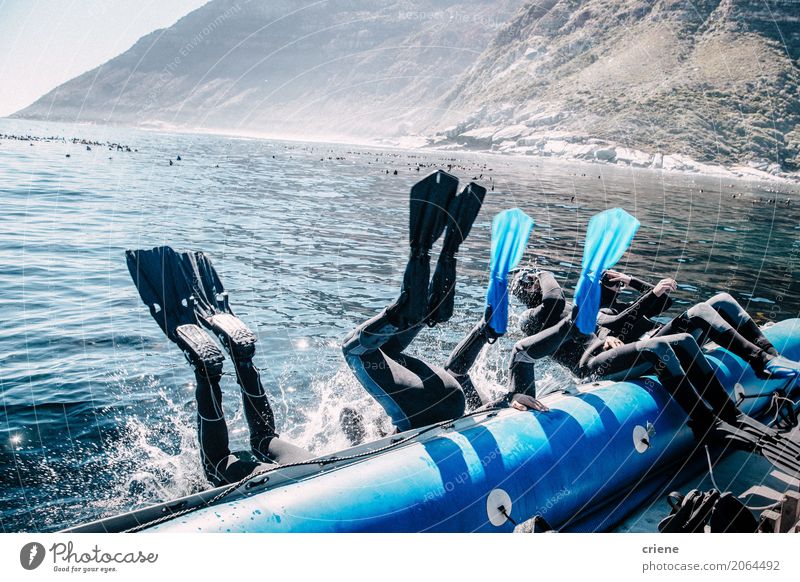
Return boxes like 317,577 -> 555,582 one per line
400,169 -> 632,336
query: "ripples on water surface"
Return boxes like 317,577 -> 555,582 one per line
1,119 -> 798,532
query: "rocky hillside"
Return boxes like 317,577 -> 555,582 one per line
14,0 -> 518,140
435,0 -> 800,173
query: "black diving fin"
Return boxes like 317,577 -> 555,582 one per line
426,182 -> 487,326
179,251 -> 258,360
126,246 -> 195,340
125,246 -> 225,371
393,170 -> 459,327
715,413 -> 800,476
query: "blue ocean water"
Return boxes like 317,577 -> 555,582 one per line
1,119 -> 798,532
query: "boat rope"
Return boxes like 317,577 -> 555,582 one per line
768,393 -> 799,429
704,445 -> 780,513
704,445 -> 722,492
121,406 -> 503,532
498,505 -> 517,526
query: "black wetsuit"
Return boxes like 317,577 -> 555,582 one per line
342,173 -> 487,431
596,276 -> 672,342
342,313 -> 467,431
189,326 -> 313,486
598,277 -> 777,374
508,273 -> 740,432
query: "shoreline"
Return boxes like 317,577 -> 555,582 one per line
417,133 -> 800,188
4,116 -> 799,192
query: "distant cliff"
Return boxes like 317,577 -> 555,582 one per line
435,0 -> 800,173
13,0 -> 517,140
15,0 -> 800,175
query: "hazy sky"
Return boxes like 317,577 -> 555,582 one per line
0,0 -> 209,116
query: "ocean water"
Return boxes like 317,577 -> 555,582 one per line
1,119 -> 798,533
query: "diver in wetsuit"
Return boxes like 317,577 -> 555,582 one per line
507,269 -> 800,474
596,269 -> 799,380
126,247 -> 312,486
341,171 -> 489,432
594,269 -> 675,342
506,270 -> 743,435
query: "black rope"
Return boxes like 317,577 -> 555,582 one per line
498,504 -> 517,526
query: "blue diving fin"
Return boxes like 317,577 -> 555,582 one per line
484,208 -> 535,335
573,208 -> 640,334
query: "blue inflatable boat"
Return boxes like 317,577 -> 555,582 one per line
66,319 -> 800,533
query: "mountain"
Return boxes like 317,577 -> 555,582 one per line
434,0 -> 800,172
13,0 -> 518,141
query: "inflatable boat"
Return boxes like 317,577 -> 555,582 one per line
66,318 -> 800,533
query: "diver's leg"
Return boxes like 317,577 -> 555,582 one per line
192,363 -> 233,483
339,240 -> 437,428
182,336 -> 266,484
427,183 -> 486,325
175,324 -> 247,484
233,358 -> 313,464
444,319 -> 497,409
705,293 -> 778,356
343,344 -> 465,431
663,333 -> 739,422
395,352 -> 466,427
662,333 -> 800,472
342,345 -> 413,432
583,339 -> 718,436
341,271 -> 439,431
656,303 -> 772,374
343,210 -> 450,360
394,170 -> 459,328
342,305 -> 422,358
204,311 -> 313,464
507,318 -> 575,397
342,172 -> 461,428
184,342 -> 266,486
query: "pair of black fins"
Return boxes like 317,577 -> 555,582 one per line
715,413 -> 800,477
125,246 -> 255,371
402,170 -> 486,327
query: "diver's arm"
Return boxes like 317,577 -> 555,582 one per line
517,316 -> 574,360
445,319 -> 498,409
627,276 -> 652,292
508,316 -> 574,396
445,319 -> 497,375
627,275 -> 674,316
597,270 -> 674,337
606,269 -> 655,293
539,271 -> 566,307
598,289 -> 672,331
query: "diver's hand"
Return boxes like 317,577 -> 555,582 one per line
510,393 -> 549,412
604,270 -> 631,286
653,278 -> 677,297
603,336 -> 624,350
